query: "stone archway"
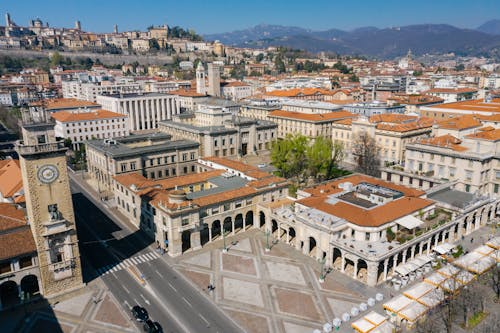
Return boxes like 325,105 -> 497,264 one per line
288,227 -> 296,245
245,211 -> 254,229
20,275 -> 39,298
223,217 -> 232,234
259,211 -> 266,228
234,214 -> 244,233
357,259 -> 368,283
332,248 -> 342,269
0,280 -> 19,308
212,220 -> 221,240
309,236 -> 317,257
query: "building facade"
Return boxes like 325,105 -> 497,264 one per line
97,92 -> 180,131
86,133 -> 200,196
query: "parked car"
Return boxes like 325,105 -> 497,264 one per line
143,320 -> 162,333
257,163 -> 267,168
131,305 -> 149,322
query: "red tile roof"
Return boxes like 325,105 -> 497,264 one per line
51,109 -> 126,123
268,110 -> 355,122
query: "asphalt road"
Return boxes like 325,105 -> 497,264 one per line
70,174 -> 243,333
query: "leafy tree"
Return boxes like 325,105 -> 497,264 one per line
349,73 -> 360,82
333,61 -> 351,74
50,51 -> 63,67
352,131 -> 380,177
455,64 -> 465,71
274,55 -> 286,74
256,53 -> 264,62
306,137 -> 344,181
271,134 -> 308,180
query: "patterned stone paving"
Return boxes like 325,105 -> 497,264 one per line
174,229 -> 378,333
222,253 -> 258,276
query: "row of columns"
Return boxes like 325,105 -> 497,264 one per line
122,97 -> 179,131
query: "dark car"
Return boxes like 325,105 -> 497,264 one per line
143,320 -> 162,333
131,305 -> 149,322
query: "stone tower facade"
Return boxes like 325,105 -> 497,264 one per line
207,63 -> 221,97
196,62 -> 206,95
17,110 -> 83,298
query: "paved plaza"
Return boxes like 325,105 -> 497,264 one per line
172,228 -> 383,333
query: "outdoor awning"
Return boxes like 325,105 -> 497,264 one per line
395,215 -> 424,230
486,236 -> 500,250
398,301 -> 428,322
433,243 -> 456,255
383,294 -> 413,313
403,282 -> 435,300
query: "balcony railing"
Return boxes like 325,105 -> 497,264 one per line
17,141 -> 67,155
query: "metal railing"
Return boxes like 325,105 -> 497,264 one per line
17,141 -> 66,155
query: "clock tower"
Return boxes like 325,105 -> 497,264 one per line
17,108 -> 83,298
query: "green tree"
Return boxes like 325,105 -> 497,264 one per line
274,55 -> 286,74
271,134 -> 309,180
256,53 -> 264,62
50,51 -> 63,67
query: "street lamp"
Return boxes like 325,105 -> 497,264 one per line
265,229 -> 271,252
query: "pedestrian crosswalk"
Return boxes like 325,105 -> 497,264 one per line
95,251 -> 161,276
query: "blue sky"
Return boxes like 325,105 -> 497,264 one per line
1,0 -> 498,34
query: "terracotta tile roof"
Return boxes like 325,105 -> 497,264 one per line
170,88 -> 206,97
369,114 -> 417,124
0,159 -> 23,198
0,228 -> 37,261
51,109 -> 126,123
247,176 -> 288,188
375,117 -> 435,133
114,173 -> 155,189
465,128 -> 500,141
437,115 -> 482,130
426,98 -> 500,114
334,118 -> 353,126
297,174 -> 432,227
193,187 -> 256,207
202,157 -> 271,179
265,88 -> 337,98
268,110 -> 355,122
31,98 -> 99,110
299,195 -> 433,227
425,88 -> 478,94
0,203 -> 26,231
417,134 -> 468,152
302,174 -> 425,198
388,94 -> 443,105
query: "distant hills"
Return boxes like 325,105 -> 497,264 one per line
204,22 -> 500,59
477,19 -> 500,35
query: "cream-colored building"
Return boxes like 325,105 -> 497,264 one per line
332,114 -> 435,165
85,133 -> 200,196
268,110 -> 355,139
52,109 -> 129,149
112,157 -> 289,256
158,105 -> 277,157
420,98 -> 500,119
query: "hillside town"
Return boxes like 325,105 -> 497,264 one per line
0,9 -> 499,333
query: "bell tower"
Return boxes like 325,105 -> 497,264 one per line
16,106 -> 83,298
196,62 -> 206,95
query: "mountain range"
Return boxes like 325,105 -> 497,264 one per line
204,22 -> 500,59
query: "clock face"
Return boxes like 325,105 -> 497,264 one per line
37,164 -> 59,184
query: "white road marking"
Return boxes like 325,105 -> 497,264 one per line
168,282 -> 178,293
123,300 -> 130,309
122,285 -> 130,294
136,255 -> 145,263
145,253 -> 155,260
140,294 -> 150,305
198,314 -> 210,326
182,297 -> 192,308
123,259 -> 133,267
155,270 -> 163,278
131,257 -> 139,265
133,298 -> 139,305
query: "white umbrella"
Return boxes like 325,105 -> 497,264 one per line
313,330 -> 321,333
332,318 -> 342,327
367,297 -> 375,306
375,293 -> 384,301
323,323 -> 332,332
342,312 -> 351,322
351,307 -> 360,316
359,303 -> 368,311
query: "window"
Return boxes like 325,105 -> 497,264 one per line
181,218 -> 189,226
224,203 -> 231,211
130,162 -> 136,170
190,152 -> 195,160
496,171 -> 500,179
235,201 -> 242,208
37,134 -> 46,144
495,184 -> 499,194
172,168 -> 176,176
214,139 -> 218,147
465,170 -> 473,181
449,167 -> 456,177
121,163 -> 127,172
465,184 -> 471,192
183,166 -> 188,174
182,153 -> 187,161
191,165 -> 195,172
0,262 -> 11,274
19,256 -> 32,268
